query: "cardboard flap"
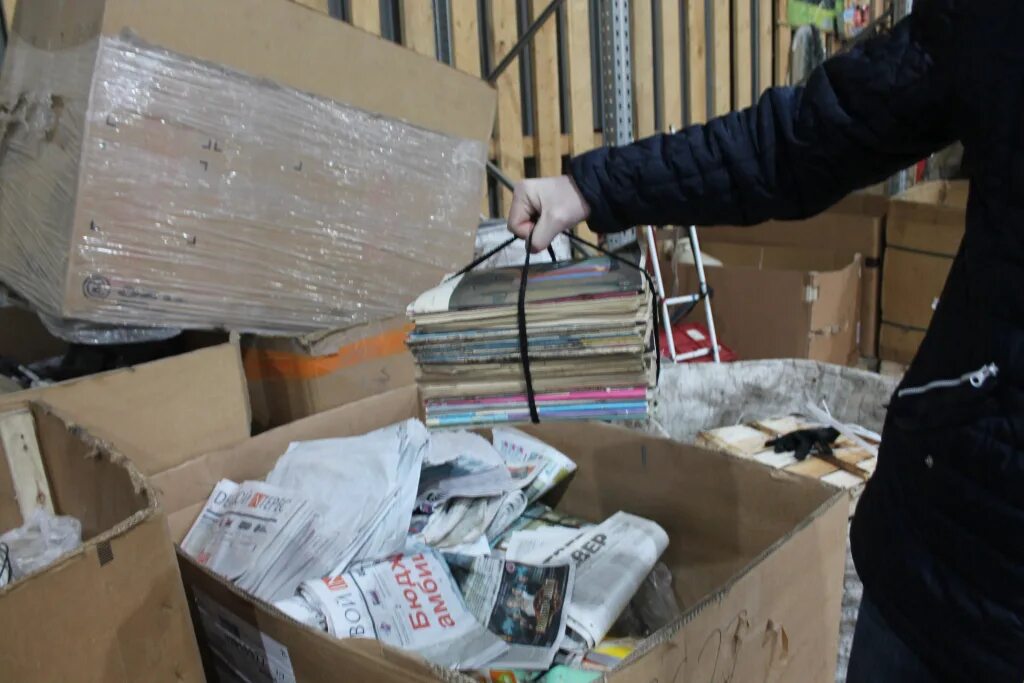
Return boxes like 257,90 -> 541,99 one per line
154,386 -> 421,521
0,344 -> 251,477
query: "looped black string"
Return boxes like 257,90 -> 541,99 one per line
446,230 -> 662,425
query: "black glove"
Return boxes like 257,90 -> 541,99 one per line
765,427 -> 840,461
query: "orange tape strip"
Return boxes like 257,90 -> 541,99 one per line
244,325 -> 412,381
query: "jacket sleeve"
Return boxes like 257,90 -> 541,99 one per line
570,1 -> 958,233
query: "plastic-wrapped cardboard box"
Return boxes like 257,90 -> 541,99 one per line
0,0 -> 495,335
702,191 -> 888,359
155,386 -> 849,682
0,400 -> 205,682
880,181 -> 968,364
673,244 -> 862,366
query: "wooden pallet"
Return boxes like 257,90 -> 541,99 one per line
698,414 -> 879,515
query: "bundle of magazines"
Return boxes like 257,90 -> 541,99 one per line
182,420 -> 679,681
406,254 -> 657,428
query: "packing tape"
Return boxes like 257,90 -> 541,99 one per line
243,325 -> 412,380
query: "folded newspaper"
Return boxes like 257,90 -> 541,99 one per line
182,420 -> 427,601
450,555 -> 575,671
506,511 -> 669,649
275,549 -> 508,670
412,427 -> 578,553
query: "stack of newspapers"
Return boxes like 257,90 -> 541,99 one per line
406,256 -> 656,427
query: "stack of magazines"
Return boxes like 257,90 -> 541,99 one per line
406,256 -> 656,427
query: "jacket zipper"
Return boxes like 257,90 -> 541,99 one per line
897,363 -> 999,399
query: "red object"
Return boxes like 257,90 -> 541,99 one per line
659,322 -> 737,363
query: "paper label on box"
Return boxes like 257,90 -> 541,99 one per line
685,328 -> 706,342
193,590 -> 297,683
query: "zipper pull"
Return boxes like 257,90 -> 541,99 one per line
967,363 -> 999,389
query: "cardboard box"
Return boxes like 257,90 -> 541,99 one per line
0,401 -> 204,682
0,344 -> 251,476
0,307 -> 67,365
880,180 -> 968,363
154,387 -> 849,682
244,318 -> 415,432
881,249 -> 952,330
701,192 -> 888,358
675,244 -> 862,365
879,323 -> 927,366
886,181 -> 968,256
0,0 -> 494,334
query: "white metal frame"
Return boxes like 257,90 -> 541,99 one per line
597,0 -> 720,363
644,225 -> 721,363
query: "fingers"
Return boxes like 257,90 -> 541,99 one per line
529,208 -> 562,253
507,182 -> 536,240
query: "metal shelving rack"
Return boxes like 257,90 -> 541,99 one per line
598,0 -> 721,363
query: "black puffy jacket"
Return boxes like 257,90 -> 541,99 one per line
569,2 -> 1024,680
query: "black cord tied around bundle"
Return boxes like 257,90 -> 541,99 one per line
447,231 -> 662,424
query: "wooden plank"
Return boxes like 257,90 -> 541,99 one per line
660,0 -> 684,131
872,0 -> 885,21
451,0 -> 487,214
565,0 -> 596,156
400,0 -> 436,58
0,409 -> 54,520
774,0 -> 791,85
349,0 -> 381,34
757,0 -> 773,95
712,0 -> 731,115
631,0 -> 657,138
3,0 -> 16,30
530,0 -> 562,177
489,0 -> 526,211
451,0 -> 482,76
489,132 -> 604,159
731,0 -> 753,109
685,0 -> 708,124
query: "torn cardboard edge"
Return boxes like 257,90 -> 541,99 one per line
0,399 -> 158,590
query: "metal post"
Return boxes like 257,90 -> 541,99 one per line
598,0 -> 637,251
688,226 -> 721,362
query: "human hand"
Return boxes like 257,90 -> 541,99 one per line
507,176 -> 591,253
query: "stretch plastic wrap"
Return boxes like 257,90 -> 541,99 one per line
0,33 -> 485,335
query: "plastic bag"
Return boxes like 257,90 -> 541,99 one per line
608,562 -> 682,637
0,508 -> 82,582
630,562 -> 682,633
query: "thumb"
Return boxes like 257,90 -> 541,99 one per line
507,184 -> 536,240
529,208 -> 562,254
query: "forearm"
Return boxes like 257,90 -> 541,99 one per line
572,2 -> 957,233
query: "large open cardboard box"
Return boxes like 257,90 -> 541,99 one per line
702,192 -> 888,359
154,387 -> 849,682
0,401 -> 204,682
675,244 -> 862,365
